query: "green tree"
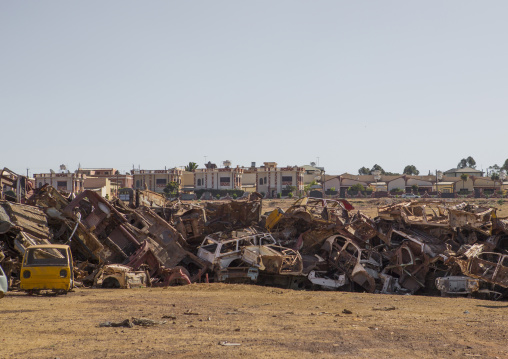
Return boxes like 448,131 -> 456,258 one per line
466,156 -> 476,169
303,180 -> 318,194
184,162 -> 199,171
358,167 -> 370,175
285,185 -> 297,193
488,164 -> 500,176
403,165 -> 420,176
458,157 -> 476,169
502,159 -> 508,172
348,183 -> 365,194
460,173 -> 468,191
163,181 -> 180,197
411,184 -> 419,194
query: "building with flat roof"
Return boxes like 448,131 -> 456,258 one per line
193,161 -> 305,198
76,167 -> 133,190
34,171 -> 86,194
131,168 -> 183,194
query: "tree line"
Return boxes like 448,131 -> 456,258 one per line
357,157 -> 508,177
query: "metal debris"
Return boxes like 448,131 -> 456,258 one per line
0,188 -> 507,300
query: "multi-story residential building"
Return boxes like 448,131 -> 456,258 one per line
443,167 -> 484,178
131,168 -> 183,194
76,168 -> 133,189
34,171 -> 86,193
193,161 -> 305,197
193,162 -> 244,192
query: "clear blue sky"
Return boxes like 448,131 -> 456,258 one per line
1,1 -> 507,176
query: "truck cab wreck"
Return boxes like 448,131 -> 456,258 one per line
20,244 -> 74,295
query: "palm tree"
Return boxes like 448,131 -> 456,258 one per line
460,173 -> 468,192
184,162 -> 198,172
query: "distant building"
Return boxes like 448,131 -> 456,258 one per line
83,177 -> 115,198
193,161 -> 244,191
34,171 -> 86,193
194,161 -> 305,198
76,168 -> 133,189
131,168 -> 183,194
443,167 -> 484,178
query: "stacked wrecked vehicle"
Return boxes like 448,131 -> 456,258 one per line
1,181 -> 508,301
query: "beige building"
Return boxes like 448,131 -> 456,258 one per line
83,177 -> 116,198
192,162 -> 305,197
34,171 -> 86,194
443,167 -> 484,178
76,167 -> 133,189
181,171 -> 195,192
193,164 -> 244,191
131,169 -> 183,194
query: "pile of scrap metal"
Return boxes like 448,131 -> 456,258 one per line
0,167 -> 34,204
2,186 -> 508,301
0,186 -> 208,290
236,198 -> 508,300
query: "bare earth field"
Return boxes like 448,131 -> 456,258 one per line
1,284 -> 508,359
2,198 -> 508,359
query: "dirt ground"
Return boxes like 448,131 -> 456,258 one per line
2,197 -> 508,359
1,284 -> 508,359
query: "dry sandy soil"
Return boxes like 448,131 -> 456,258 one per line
2,198 -> 508,359
1,284 -> 508,359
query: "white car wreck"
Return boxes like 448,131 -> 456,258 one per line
197,232 -> 277,271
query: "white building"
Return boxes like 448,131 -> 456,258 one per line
193,162 -> 305,198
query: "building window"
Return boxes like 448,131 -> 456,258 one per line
197,179 -> 202,186
282,176 -> 292,185
220,177 -> 231,186
57,181 -> 67,190
156,179 -> 167,188
259,178 -> 264,185
104,172 -> 109,175
136,180 -> 140,188
38,182 -> 42,188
